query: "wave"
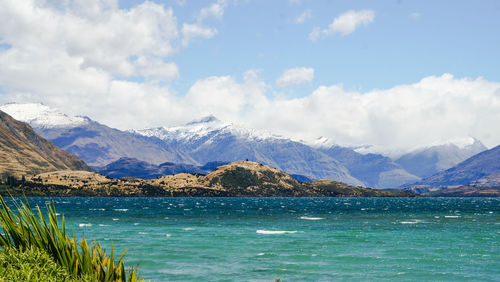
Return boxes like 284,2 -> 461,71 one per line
89,208 -> 105,211
113,209 -> 128,212
79,223 -> 92,227
399,219 -> 427,224
299,216 -> 324,220
444,215 -> 460,218
183,227 -> 195,231
256,230 -> 297,235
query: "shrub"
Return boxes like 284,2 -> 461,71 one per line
0,196 -> 141,281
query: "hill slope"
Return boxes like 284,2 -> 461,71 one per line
11,161 -> 412,197
0,103 -> 194,167
414,145 -> 500,188
0,110 -> 90,177
396,138 -> 487,178
316,144 -> 420,188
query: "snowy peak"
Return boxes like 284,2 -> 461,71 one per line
425,136 -> 486,151
135,116 -> 284,143
0,102 -> 88,128
395,136 -> 488,178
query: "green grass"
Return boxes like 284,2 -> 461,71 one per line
0,195 -> 141,281
0,246 -> 96,281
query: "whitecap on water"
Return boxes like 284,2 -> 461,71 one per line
79,223 -> 92,227
256,230 -> 298,235
399,219 -> 426,224
133,223 -> 140,225
112,218 -> 119,221
444,215 -> 461,218
113,209 -> 128,212
183,227 -> 195,231
299,216 -> 324,220
98,224 -> 110,227
89,208 -> 105,211
165,234 -> 171,238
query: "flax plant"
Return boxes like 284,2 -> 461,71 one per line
0,195 -> 141,281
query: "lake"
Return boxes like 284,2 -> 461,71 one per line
10,197 -> 500,281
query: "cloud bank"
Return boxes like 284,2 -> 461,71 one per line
1,1 -> 499,155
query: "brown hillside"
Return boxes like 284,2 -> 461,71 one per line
0,110 -> 91,177
7,161 -> 414,197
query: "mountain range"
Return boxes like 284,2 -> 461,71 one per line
0,103 -> 492,189
411,144 -> 500,190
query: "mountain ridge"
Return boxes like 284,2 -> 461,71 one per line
2,102 -> 490,189
0,110 -> 91,177
411,144 -> 500,188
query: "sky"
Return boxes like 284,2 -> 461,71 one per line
0,0 -> 500,154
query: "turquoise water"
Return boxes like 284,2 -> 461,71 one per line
10,197 -> 500,281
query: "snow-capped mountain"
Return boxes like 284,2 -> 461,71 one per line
3,102 -> 488,188
0,103 -> 88,129
410,144 -> 500,188
135,115 -> 285,144
0,103 -> 193,167
134,116 -> 363,186
310,137 -> 420,188
395,137 -> 487,178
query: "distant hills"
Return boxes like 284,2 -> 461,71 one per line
315,144 -> 420,188
1,103 -> 494,189
412,145 -> 500,189
93,157 -> 226,179
395,138 -> 487,178
8,161 -> 413,197
0,110 -> 90,177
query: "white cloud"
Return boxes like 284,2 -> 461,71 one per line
0,0 -> 178,78
134,56 -> 180,80
173,73 -> 500,155
409,12 -> 421,20
276,67 -> 314,87
295,9 -> 312,24
1,1 -> 499,156
198,0 -> 226,21
310,9 -> 375,41
180,0 -> 226,47
181,23 -> 218,46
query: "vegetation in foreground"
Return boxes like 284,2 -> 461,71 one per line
0,195 -> 141,281
0,246 -> 96,281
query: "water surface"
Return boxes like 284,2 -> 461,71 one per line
11,197 -> 500,281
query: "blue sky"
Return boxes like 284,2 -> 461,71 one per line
122,0 -> 500,96
0,0 -> 500,153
